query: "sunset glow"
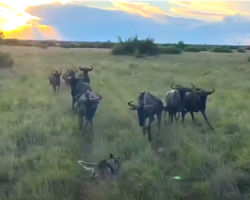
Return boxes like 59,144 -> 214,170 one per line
0,0 -> 70,39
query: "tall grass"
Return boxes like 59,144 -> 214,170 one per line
1,46 -> 250,200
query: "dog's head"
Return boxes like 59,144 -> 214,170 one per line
107,153 -> 121,175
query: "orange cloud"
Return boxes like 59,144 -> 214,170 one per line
0,0 -> 68,39
112,1 -> 168,19
169,1 -> 250,21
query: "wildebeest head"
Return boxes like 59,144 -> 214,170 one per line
127,101 -> 155,126
52,69 -> 62,78
62,68 -> 78,80
76,91 -> 102,121
192,86 -> 215,107
79,66 -> 93,75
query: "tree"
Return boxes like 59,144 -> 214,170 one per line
177,41 -> 185,49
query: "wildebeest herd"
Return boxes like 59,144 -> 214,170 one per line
49,66 -> 215,142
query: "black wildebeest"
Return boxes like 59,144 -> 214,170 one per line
164,83 -> 195,124
78,66 -> 93,84
74,91 -> 102,131
49,69 -> 62,92
181,86 -> 215,130
128,91 -> 163,142
62,68 -> 78,86
65,75 -> 92,111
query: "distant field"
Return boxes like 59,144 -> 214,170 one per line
1,46 -> 250,200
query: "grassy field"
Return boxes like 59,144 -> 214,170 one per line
1,46 -> 250,200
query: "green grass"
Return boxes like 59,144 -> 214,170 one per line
1,46 -> 250,200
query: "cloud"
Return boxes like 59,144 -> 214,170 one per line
22,3 -> 250,45
112,1 -> 167,18
168,1 -> 250,21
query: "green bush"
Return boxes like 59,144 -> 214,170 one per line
247,56 -> 250,62
111,36 -> 159,56
184,46 -> 200,52
0,51 -> 14,68
177,41 -> 186,49
159,46 -> 182,54
237,48 -> 246,53
246,47 -> 250,50
198,46 -> 208,51
211,47 -> 233,53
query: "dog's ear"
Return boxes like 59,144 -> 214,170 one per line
110,153 -> 114,159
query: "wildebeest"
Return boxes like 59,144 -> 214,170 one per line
74,91 -> 102,131
62,68 -> 78,86
49,69 -> 62,92
65,75 -> 92,111
127,91 -> 163,142
181,86 -> 215,130
163,83 -> 195,124
78,66 -> 93,84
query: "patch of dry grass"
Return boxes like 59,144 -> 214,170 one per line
1,46 -> 250,200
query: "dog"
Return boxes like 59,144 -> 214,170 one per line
78,153 -> 121,183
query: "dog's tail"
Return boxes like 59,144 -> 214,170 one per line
78,160 -> 97,168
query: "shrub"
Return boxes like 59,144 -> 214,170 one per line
111,36 -> 159,56
159,46 -> 182,54
3,38 -> 19,46
177,41 -> 185,49
246,46 -> 250,50
198,46 -> 208,51
211,47 -> 233,53
184,46 -> 200,52
247,56 -> 250,62
237,48 -> 246,53
0,51 -> 14,69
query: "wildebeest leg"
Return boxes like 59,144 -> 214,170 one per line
200,110 -> 214,130
52,86 -> 56,93
72,98 -> 76,111
190,112 -> 195,123
78,113 -> 83,130
181,110 -> 188,124
147,116 -> 155,142
156,112 -> 162,131
83,121 -> 89,130
174,113 -> 178,123
164,110 -> 168,125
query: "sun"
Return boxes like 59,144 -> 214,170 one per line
0,0 -> 71,38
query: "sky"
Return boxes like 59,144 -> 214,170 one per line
0,1 -> 250,44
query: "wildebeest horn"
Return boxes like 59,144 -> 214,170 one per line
90,93 -> 102,102
128,101 -> 139,110
79,66 -> 83,70
59,69 -> 62,74
66,76 -> 72,80
170,83 -> 180,89
52,69 -> 55,74
190,83 -> 195,88
208,86 -> 215,93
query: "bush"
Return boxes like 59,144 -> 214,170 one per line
111,36 -> 159,56
177,41 -> 185,49
237,48 -> 246,53
211,47 -> 233,53
184,46 -> 200,52
159,46 -> 182,54
198,46 -> 208,51
0,51 -> 14,68
246,46 -> 250,50
247,56 -> 250,62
